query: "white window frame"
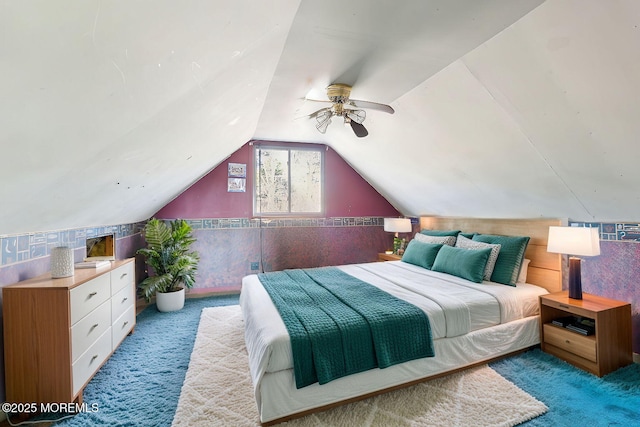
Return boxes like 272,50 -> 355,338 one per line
253,144 -> 325,217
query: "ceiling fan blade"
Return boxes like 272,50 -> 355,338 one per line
308,107 -> 331,119
350,121 -> 368,138
348,99 -> 395,114
304,97 -> 332,104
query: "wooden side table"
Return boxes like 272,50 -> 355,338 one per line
377,253 -> 402,262
539,292 -> 632,376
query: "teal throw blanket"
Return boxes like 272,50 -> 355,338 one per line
258,267 -> 434,388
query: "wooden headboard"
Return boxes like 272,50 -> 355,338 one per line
419,217 -> 564,293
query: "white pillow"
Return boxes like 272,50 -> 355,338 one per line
414,233 -> 456,246
455,234 -> 501,281
518,259 -> 531,283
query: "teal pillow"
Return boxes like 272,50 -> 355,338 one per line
472,234 -> 530,286
420,229 -> 461,237
401,240 -> 443,270
459,232 -> 476,239
431,245 -> 491,283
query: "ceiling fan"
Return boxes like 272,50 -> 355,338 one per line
306,84 -> 394,138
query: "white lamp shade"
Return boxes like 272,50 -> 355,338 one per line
547,226 -> 600,256
384,218 -> 412,233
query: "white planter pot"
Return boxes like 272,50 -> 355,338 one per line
156,287 -> 185,312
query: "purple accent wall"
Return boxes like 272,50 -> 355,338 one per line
581,241 -> 640,354
155,143 -> 254,219
191,225 -> 391,293
155,141 -> 400,219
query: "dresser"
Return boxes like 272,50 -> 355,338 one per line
3,258 -> 136,405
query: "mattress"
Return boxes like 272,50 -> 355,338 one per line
240,260 -> 549,422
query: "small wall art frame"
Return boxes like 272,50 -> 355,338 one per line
228,178 -> 246,192
228,163 -> 246,178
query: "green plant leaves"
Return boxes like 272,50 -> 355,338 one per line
136,219 -> 200,301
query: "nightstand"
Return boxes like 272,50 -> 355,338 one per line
377,253 -> 402,262
539,292 -> 632,376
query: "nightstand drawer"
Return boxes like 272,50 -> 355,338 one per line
543,324 -> 596,362
541,299 -> 593,319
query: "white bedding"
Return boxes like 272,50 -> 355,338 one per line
240,260 -> 548,423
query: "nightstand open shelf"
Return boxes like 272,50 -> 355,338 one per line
539,292 -> 632,377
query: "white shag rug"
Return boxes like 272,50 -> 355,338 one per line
172,306 -> 547,427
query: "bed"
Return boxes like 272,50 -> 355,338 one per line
240,217 -> 563,425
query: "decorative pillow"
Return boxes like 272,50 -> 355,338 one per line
459,232 -> 476,239
455,234 -> 501,281
518,258 -> 531,283
472,234 -> 530,286
415,233 -> 456,246
431,245 -> 491,283
420,229 -> 460,237
401,240 -> 443,270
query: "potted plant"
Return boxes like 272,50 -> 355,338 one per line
137,218 -> 200,312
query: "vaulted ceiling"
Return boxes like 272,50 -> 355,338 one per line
2,0 -> 639,236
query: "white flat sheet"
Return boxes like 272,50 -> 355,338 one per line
240,260 -> 548,401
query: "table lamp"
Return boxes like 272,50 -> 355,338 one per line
384,218 -> 412,255
547,226 -> 600,299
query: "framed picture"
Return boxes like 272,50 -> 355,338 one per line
228,163 -> 246,178
228,178 -> 246,192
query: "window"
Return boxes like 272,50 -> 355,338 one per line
254,144 -> 324,216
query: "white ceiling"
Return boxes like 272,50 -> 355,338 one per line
2,0 -> 639,236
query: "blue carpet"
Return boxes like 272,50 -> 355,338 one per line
48,296 -> 639,427
490,349 -> 640,427
54,294 -> 239,427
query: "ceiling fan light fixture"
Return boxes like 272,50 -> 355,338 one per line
346,109 -> 366,124
316,114 -> 332,134
307,83 -> 392,137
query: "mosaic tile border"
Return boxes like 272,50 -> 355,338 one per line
0,217 -> 387,267
0,222 -> 147,267
183,216 -> 386,230
569,221 -> 640,242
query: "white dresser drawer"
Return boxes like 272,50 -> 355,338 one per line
70,274 -> 110,325
111,283 -> 135,322
112,305 -> 135,350
71,299 -> 112,362
111,262 -> 134,296
72,327 -> 112,395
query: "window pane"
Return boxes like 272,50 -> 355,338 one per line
254,145 -> 323,216
255,148 -> 289,214
290,150 -> 322,213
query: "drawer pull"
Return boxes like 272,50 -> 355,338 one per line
123,321 -> 129,328
122,297 -> 128,303
559,304 -> 570,309
90,323 -> 99,331
120,273 -> 128,279
88,292 -> 98,298
90,355 -> 98,363
565,339 -> 571,344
